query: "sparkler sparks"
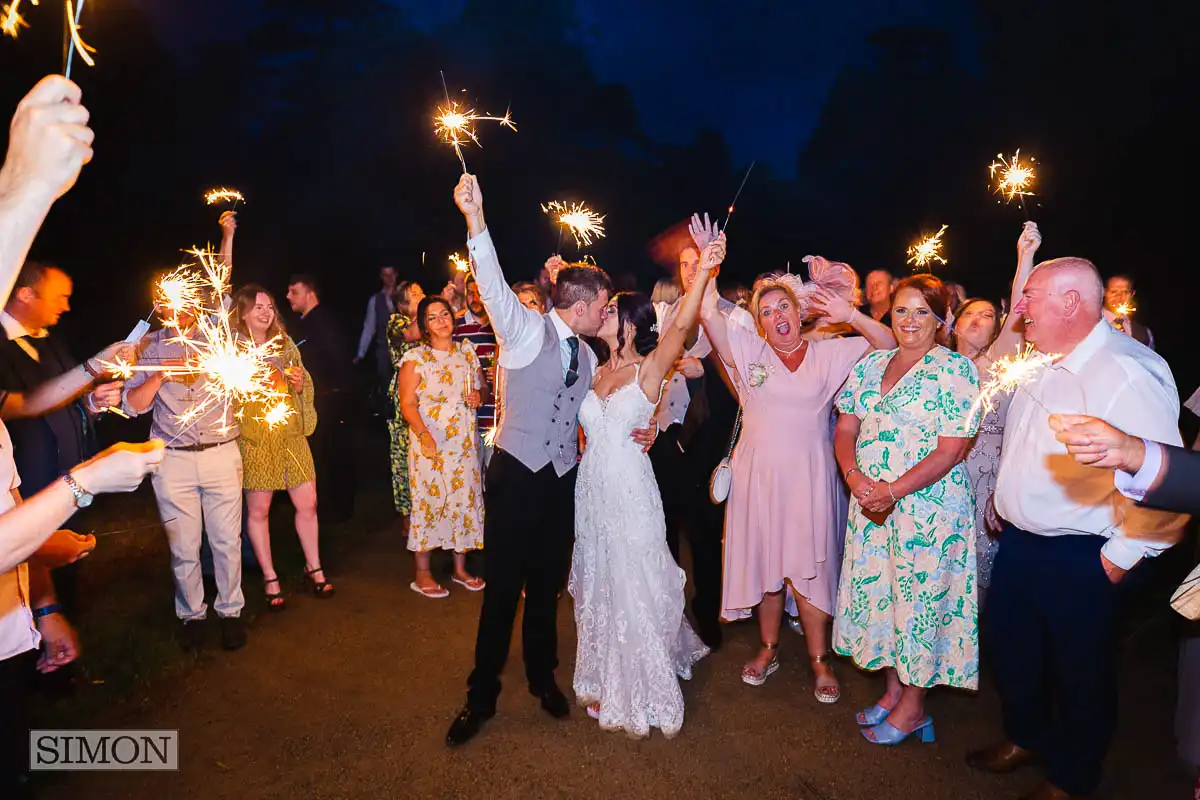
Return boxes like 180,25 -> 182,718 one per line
969,344 -> 1059,423
205,188 -> 245,206
1,0 -> 31,38
449,253 -> 470,273
65,0 -> 94,76
989,149 -> 1037,204
906,224 -> 949,271
541,201 -> 606,249
1114,303 -> 1136,317
433,73 -> 517,173
259,399 -> 295,430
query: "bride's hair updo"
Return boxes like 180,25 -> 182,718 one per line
613,291 -> 659,358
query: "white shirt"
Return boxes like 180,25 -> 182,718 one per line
995,321 -> 1186,570
466,228 -> 596,377
0,420 -> 40,661
356,290 -> 395,360
651,296 -> 753,429
1,309 -> 45,362
1113,440 -> 1164,501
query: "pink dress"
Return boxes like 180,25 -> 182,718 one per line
722,328 -> 869,619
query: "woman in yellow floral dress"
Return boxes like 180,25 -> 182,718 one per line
396,295 -> 486,598
233,284 -> 333,608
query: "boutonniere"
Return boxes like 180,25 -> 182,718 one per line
747,362 -> 772,388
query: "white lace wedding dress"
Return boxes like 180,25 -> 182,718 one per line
570,368 -> 710,739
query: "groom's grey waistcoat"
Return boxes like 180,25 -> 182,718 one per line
496,315 -> 591,477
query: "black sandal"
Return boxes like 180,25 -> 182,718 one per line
264,576 -> 286,612
305,565 -> 335,599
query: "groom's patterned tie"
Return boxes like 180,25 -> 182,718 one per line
565,336 -> 580,387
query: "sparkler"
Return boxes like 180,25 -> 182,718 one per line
259,399 -> 295,429
906,224 -> 949,271
434,71 -> 517,173
1114,302 -> 1136,318
204,188 -> 245,208
989,149 -> 1036,219
722,161 -> 756,232
64,0 -> 94,79
541,201 -> 606,250
968,344 -> 1059,423
449,253 -> 470,273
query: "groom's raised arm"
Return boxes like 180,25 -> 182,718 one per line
456,174 -> 544,370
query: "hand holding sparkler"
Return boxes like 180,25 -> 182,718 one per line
72,439 -> 166,495
0,76 -> 93,205
698,232 -> 726,272
1048,413 -> 1147,474
219,210 -> 237,234
29,529 -> 96,569
1016,220 -> 1042,262
453,173 -> 486,238
544,254 -> 565,285
283,365 -> 303,394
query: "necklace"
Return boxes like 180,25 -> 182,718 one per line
772,340 -> 806,356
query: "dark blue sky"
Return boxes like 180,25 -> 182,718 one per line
139,0 -> 974,175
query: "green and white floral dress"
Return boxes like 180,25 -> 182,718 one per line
832,345 -> 981,690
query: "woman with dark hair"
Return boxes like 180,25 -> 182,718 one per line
569,234 -> 724,738
832,273 -> 980,745
386,280 -> 425,519
232,284 -> 331,608
952,222 -> 1044,594
698,247 -> 896,703
396,295 -> 486,598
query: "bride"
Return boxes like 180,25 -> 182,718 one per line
570,231 -> 725,738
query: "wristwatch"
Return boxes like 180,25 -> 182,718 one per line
62,472 -> 94,509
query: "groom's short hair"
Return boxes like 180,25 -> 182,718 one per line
552,264 -> 612,309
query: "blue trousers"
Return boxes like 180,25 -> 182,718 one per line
987,525 -> 1134,796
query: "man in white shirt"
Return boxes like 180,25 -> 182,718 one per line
354,265 -> 398,403
968,256 -> 1186,800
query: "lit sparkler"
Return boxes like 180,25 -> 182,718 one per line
259,399 -> 295,429
906,224 -> 949,271
449,253 -> 470,273
969,344 -> 1059,423
541,201 -> 606,249
1,0 -> 31,38
204,188 -> 245,207
434,72 -> 517,173
989,149 -> 1036,218
1114,302 -> 1136,318
65,0 -> 94,78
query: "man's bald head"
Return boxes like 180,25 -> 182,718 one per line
1014,257 -> 1104,354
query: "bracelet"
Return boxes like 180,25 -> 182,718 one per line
33,603 -> 62,619
886,483 -> 898,503
82,360 -> 101,379
845,467 -> 862,481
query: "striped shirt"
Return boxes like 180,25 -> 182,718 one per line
454,313 -> 496,431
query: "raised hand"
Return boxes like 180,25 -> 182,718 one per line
453,173 -> 483,219
0,76 -> 94,203
808,286 -> 854,324
89,342 -> 134,375
544,254 -> 565,285
689,212 -> 718,251
219,210 -> 237,234
675,357 -> 704,379
699,232 -> 726,271
1017,220 -> 1042,261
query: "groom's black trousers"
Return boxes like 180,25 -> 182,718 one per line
467,448 -> 576,713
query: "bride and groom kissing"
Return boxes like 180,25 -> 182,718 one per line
445,173 -> 724,745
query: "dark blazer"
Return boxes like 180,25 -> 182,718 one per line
292,304 -> 352,396
1143,443 -> 1200,516
0,329 -> 93,494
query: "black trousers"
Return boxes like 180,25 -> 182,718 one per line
467,449 -> 575,712
650,425 -> 724,645
312,390 -> 356,521
987,525 -> 1138,796
0,650 -> 36,794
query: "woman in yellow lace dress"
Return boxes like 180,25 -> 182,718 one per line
234,285 -> 333,608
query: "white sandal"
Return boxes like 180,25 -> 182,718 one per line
409,581 -> 449,599
741,642 -> 779,687
452,576 -> 486,592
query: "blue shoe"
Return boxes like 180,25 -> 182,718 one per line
855,703 -> 891,726
861,716 -> 935,746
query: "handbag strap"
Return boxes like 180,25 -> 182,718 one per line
723,407 -> 743,460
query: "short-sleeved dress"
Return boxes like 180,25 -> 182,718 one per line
238,336 -> 317,492
721,324 -> 870,620
386,313 -> 417,514
832,345 -> 981,690
400,341 -> 484,553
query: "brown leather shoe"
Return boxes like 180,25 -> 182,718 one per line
1018,780 -> 1088,799
966,741 -> 1040,773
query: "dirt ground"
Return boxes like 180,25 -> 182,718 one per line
35,515 -> 1194,800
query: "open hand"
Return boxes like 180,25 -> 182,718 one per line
689,212 -> 719,250
808,287 -> 855,324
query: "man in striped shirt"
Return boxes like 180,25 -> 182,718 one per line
454,275 -> 497,465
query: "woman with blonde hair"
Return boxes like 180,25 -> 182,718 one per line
233,284 -> 332,608
695,216 -> 895,703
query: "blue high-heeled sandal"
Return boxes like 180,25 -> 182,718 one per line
861,716 -> 935,746
855,703 -> 891,726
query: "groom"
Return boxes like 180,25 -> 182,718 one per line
445,175 -> 653,746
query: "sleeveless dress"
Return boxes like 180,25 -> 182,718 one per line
570,366 -> 710,739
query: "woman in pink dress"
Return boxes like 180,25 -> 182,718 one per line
699,255 -> 895,703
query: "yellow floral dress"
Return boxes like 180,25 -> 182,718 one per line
238,336 -> 318,491
400,341 -> 484,553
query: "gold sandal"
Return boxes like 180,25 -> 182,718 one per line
742,642 -> 779,687
812,651 -> 841,704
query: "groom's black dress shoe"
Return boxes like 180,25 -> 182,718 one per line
445,706 -> 494,747
529,683 -> 570,718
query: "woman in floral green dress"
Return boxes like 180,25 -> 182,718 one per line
832,274 -> 980,746
387,281 -> 425,515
